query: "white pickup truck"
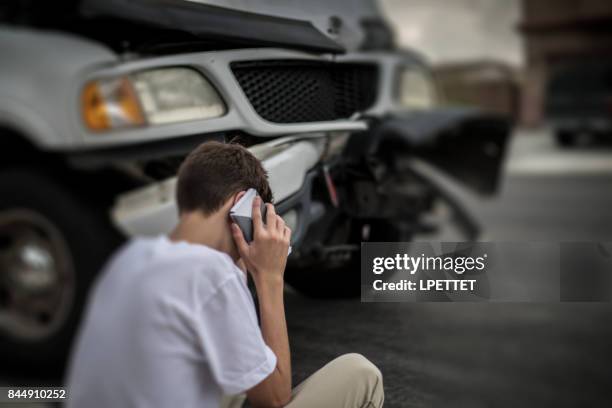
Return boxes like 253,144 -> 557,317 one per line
0,0 -> 511,372
0,0 -> 376,371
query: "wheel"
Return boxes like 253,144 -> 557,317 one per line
285,219 -> 408,298
555,130 -> 577,147
0,168 -> 121,375
285,255 -> 360,299
285,192 -> 479,298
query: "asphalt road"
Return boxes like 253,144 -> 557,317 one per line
2,129 -> 612,407
287,129 -> 612,407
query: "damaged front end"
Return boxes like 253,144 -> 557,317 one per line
284,53 -> 512,297
355,108 -> 510,195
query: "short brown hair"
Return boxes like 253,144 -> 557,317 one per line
176,141 -> 272,215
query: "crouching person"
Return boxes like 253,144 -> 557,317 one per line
65,141 -> 384,408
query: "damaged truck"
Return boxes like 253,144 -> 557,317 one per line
0,0 -> 374,370
0,0 -> 510,371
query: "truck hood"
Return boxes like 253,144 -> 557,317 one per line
7,0 -> 393,53
184,0 -> 395,52
78,0 -> 345,53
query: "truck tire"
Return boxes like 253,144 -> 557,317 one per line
285,219 -> 405,298
0,168 -> 121,375
555,130 -> 577,147
286,192 -> 479,298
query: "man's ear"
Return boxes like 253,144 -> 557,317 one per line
232,190 -> 247,206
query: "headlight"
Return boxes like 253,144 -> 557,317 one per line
397,67 -> 437,110
82,67 -> 226,132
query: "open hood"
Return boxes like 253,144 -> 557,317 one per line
81,0 -> 346,53
2,0 -> 396,53
3,0 -> 347,54
186,0 -> 396,52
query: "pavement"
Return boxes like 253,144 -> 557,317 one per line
2,128 -> 612,407
286,128 -> 612,407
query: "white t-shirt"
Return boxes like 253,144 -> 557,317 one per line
66,236 -> 276,408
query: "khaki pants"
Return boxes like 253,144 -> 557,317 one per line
221,353 -> 384,408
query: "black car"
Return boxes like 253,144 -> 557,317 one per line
546,58 -> 612,147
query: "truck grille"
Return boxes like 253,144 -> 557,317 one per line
231,60 -> 378,124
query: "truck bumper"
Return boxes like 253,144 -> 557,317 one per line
110,136 -> 327,247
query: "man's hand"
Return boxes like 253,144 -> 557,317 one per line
231,196 -> 291,285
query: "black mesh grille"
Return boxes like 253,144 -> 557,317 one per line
231,60 -> 378,124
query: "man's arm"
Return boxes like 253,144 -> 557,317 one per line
231,197 -> 292,407
248,276 -> 291,407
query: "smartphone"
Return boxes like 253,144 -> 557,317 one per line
229,188 -> 267,243
230,188 -> 291,254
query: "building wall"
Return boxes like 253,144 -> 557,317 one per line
520,0 -> 612,125
434,62 -> 520,120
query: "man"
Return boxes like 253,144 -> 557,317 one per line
66,141 -> 384,408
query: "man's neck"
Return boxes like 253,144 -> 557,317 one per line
169,211 -> 229,255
